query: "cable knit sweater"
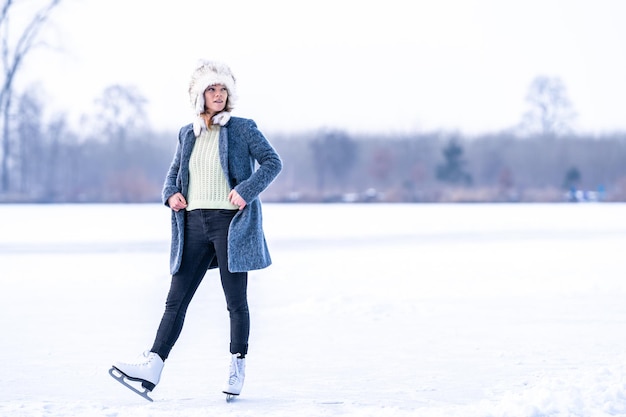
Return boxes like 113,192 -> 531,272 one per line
186,127 -> 238,211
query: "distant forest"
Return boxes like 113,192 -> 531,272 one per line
1,83 -> 625,204
1,101 -> 625,204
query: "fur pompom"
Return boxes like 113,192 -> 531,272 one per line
212,111 -> 231,126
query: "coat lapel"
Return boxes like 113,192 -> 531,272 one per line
219,126 -> 230,185
180,129 -> 196,195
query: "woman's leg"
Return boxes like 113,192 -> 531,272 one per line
211,210 -> 250,356
220,268 -> 249,356
151,210 -> 214,360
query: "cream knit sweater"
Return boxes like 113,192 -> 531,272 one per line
186,127 -> 238,211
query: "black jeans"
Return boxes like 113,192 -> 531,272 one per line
151,209 -> 249,360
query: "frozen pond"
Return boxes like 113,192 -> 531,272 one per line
1,203 -> 625,416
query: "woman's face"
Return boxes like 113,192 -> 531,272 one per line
204,84 -> 228,115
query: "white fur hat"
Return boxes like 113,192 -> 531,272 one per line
188,60 -> 238,116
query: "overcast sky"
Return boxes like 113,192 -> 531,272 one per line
21,0 -> 626,135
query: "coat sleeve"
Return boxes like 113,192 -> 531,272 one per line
233,119 -> 283,204
161,126 -> 186,206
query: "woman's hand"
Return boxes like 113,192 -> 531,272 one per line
228,189 -> 247,210
168,192 -> 188,212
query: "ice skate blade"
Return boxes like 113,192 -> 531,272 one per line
109,367 -> 154,402
224,392 -> 239,402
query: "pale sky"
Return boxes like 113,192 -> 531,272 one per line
20,0 -> 626,135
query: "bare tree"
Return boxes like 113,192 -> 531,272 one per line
91,84 -> 148,146
15,89 -> 43,195
0,0 -> 61,193
518,75 -> 577,137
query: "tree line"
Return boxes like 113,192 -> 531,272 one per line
272,130 -> 626,203
2,100 -> 626,204
1,76 -> 625,204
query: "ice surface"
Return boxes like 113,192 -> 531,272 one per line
1,203 -> 625,416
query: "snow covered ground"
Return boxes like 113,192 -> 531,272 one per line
1,203 -> 626,417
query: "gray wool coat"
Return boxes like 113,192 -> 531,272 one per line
162,117 -> 282,274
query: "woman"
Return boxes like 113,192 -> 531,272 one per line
111,60 -> 282,400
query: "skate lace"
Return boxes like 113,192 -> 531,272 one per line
127,351 -> 153,366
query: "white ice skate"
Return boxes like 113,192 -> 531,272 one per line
223,353 -> 246,402
109,351 -> 164,402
